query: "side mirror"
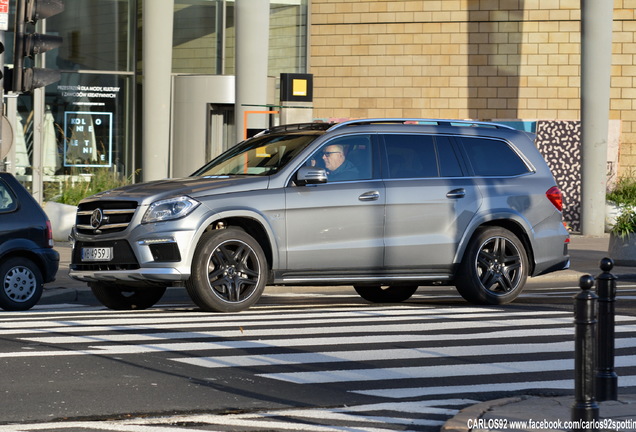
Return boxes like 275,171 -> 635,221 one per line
296,166 -> 328,185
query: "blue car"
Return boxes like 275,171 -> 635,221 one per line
0,172 -> 60,310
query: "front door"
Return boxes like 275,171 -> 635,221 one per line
284,135 -> 385,276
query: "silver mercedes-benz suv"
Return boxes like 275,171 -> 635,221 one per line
69,119 -> 570,312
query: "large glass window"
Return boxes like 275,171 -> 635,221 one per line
6,0 -> 137,201
173,0 -> 228,74
172,0 -> 307,76
47,0 -> 135,72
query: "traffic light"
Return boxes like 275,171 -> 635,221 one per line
12,0 -> 64,93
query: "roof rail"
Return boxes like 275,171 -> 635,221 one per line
327,118 -> 515,131
255,122 -> 334,137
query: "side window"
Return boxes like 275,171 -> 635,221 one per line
383,134 -> 438,178
313,135 -> 373,182
435,136 -> 463,177
0,181 -> 17,213
459,137 -> 531,176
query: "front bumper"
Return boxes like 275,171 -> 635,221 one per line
69,229 -> 197,284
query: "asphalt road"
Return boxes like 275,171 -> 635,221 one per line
1,280 -> 635,431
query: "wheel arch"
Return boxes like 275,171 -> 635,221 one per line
0,243 -> 49,282
457,216 -> 536,275
197,211 -> 278,275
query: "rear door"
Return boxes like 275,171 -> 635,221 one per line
382,133 -> 483,271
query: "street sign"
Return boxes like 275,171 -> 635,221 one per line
0,0 -> 8,31
0,116 -> 13,159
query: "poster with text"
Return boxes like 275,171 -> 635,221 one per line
64,111 -> 113,167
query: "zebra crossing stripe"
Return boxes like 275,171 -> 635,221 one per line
3,307 -> 579,334
0,305 -> 544,325
0,399 -> 477,432
257,355 -> 636,384
0,327 -> 584,357
352,375 -> 636,398
3,324 -> 635,358
173,338 -> 636,369
16,315 -> 608,344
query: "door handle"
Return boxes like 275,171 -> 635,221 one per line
359,191 -> 381,201
446,188 -> 466,199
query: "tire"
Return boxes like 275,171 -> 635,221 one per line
0,257 -> 44,311
89,282 -> 166,310
185,228 -> 267,312
354,285 -> 418,303
455,227 -> 528,305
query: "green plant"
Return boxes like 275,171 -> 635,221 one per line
46,169 -> 133,206
607,176 -> 636,206
611,207 -> 636,238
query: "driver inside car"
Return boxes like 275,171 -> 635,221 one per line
321,144 -> 359,181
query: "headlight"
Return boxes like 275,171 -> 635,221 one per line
142,196 -> 200,223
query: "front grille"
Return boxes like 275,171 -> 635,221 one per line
76,200 -> 138,235
71,239 -> 140,270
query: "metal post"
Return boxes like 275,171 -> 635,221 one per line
142,0 -> 174,181
595,257 -> 618,401
580,0 -> 614,235
235,0 -> 269,142
571,275 -> 599,431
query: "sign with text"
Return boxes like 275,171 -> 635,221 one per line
0,0 -> 8,30
64,111 -> 113,167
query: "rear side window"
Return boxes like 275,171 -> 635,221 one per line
458,137 -> 531,176
0,180 -> 17,213
383,134 -> 463,179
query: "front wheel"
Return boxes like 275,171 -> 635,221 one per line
89,282 -> 166,310
185,228 -> 267,312
354,285 -> 418,303
0,257 -> 44,311
455,227 -> 528,305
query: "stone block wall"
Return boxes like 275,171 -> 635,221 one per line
310,0 -> 636,176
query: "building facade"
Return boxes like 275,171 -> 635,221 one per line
310,0 -> 636,177
2,0 -> 308,200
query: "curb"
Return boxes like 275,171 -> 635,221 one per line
441,397 -> 528,432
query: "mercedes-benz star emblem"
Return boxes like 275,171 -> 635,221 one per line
90,208 -> 104,229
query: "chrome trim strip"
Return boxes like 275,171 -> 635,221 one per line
280,275 -> 451,283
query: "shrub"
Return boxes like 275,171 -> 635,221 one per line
611,207 -> 636,238
607,176 -> 636,206
46,169 -> 133,206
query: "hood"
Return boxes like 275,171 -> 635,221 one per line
82,176 -> 270,205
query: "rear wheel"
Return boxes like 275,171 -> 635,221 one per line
0,257 -> 44,311
89,282 -> 166,310
185,228 -> 267,312
354,285 -> 418,303
455,227 -> 528,305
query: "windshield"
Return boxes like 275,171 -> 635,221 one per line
192,134 -> 319,177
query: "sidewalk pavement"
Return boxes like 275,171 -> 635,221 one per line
43,234 -> 636,431
442,395 -> 636,432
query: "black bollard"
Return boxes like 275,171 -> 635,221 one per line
596,257 -> 618,401
571,275 -> 599,431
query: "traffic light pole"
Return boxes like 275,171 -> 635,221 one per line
12,0 -> 25,92
31,19 -> 46,204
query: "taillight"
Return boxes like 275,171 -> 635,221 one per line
45,220 -> 55,248
546,186 -> 563,212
